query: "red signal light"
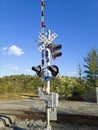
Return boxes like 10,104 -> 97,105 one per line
32,65 -> 41,77
48,65 -> 59,77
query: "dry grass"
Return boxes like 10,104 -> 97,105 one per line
0,93 -> 27,101
0,93 -> 38,101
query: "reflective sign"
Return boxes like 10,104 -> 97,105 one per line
38,32 -> 57,51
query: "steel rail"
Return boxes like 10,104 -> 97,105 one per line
1,110 -> 98,126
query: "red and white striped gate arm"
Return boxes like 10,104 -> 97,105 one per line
41,0 -> 45,67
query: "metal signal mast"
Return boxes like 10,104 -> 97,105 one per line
32,0 -> 62,130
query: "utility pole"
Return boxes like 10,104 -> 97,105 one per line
32,0 -> 62,129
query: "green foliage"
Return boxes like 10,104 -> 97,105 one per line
0,75 -> 41,95
84,48 -> 98,87
50,76 -> 85,99
0,74 -> 92,100
0,74 -> 85,99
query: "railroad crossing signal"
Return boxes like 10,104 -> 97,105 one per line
32,29 -> 62,130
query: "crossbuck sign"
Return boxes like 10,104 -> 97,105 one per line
38,33 -> 57,51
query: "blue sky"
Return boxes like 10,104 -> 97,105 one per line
0,0 -> 98,77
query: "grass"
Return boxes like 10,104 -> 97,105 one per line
0,93 -> 27,101
0,93 -> 38,101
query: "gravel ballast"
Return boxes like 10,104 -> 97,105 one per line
14,119 -> 98,130
0,99 -> 98,130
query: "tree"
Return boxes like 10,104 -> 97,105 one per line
78,63 -> 82,79
84,48 -> 98,87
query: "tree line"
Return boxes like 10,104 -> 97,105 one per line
0,48 -> 98,101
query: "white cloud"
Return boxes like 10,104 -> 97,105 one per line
25,69 -> 32,72
1,45 -> 25,56
8,45 -> 25,56
1,47 -> 8,54
2,47 -> 8,51
3,65 -> 19,70
10,66 -> 18,70
67,71 -> 78,77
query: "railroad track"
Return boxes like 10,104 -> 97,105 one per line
0,109 -> 98,126
17,111 -> 98,126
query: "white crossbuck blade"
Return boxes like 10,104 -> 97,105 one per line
38,33 -> 57,51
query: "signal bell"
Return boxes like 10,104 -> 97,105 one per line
32,65 -> 41,77
48,65 -> 59,77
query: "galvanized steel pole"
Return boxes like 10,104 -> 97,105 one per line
46,30 -> 51,130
